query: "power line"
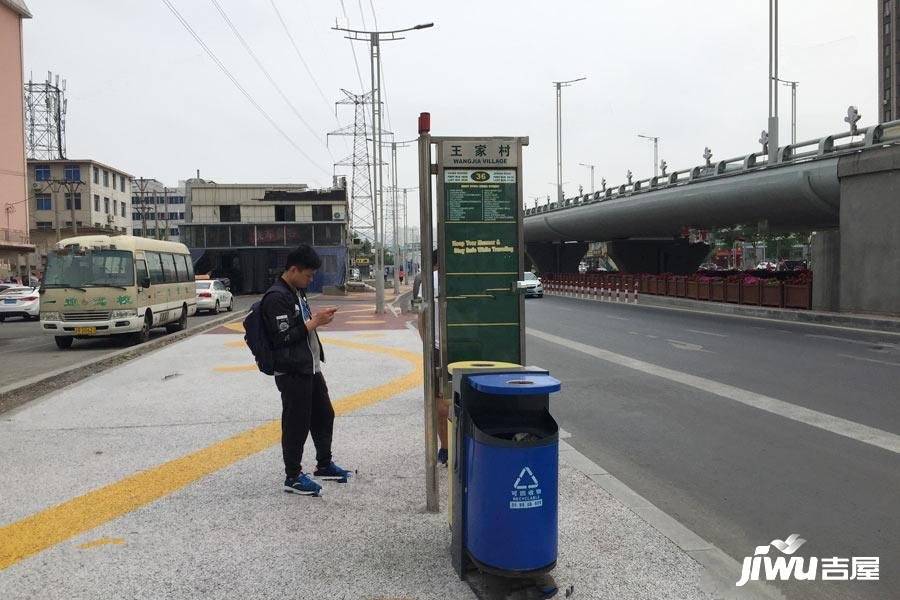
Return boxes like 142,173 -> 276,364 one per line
268,0 -> 333,114
210,0 -> 330,155
366,0 -> 392,132
339,0 -> 366,90
159,0 -> 330,177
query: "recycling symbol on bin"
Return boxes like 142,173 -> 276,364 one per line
513,467 -> 540,490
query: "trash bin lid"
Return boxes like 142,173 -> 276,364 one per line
447,361 -> 521,378
467,373 -> 561,395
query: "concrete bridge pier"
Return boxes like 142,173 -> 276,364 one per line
526,241 -> 588,274
814,146 -> 900,316
606,239 -> 709,275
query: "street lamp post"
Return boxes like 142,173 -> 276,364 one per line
777,78 -> 798,144
333,22 -> 433,314
553,77 -> 586,204
637,134 -> 660,177
768,0 -> 780,163
578,162 -> 596,193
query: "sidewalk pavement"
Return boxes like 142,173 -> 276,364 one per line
0,314 -> 764,599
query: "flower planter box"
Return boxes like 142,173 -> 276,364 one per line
741,281 -> 761,305
784,283 -> 812,309
725,281 -> 741,303
641,276 -> 650,294
697,281 -> 711,300
648,277 -> 659,295
761,282 -> 784,307
686,280 -> 699,300
710,280 -> 725,302
673,277 -> 687,297
667,278 -> 679,297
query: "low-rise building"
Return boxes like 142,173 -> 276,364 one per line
27,158 -> 133,261
131,178 -> 186,242
181,176 -> 348,294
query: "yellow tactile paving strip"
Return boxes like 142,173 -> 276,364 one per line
0,338 -> 422,572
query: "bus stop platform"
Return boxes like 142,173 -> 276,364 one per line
0,320 -> 742,600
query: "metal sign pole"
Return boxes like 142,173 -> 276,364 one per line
418,113 -> 439,513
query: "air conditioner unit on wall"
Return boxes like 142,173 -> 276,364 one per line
332,211 -> 343,221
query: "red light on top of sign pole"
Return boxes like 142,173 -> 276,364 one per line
418,112 -> 431,134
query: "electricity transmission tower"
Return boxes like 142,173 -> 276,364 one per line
24,71 -> 68,160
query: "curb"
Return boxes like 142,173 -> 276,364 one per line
0,310 -> 248,416
546,291 -> 900,335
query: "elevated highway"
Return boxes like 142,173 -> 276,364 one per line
523,120 -> 900,316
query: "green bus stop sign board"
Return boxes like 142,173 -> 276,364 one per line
443,168 -> 520,365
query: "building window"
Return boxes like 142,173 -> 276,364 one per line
36,194 -> 51,211
94,194 -> 100,211
64,193 -> 82,210
171,228 -> 179,237
103,170 -> 109,187
36,221 -> 53,229
275,205 -> 295,222
104,197 -> 110,213
64,165 -> 81,182
219,205 -> 241,222
886,22 -> 892,35
120,177 -> 125,193
34,165 -> 51,181
312,205 -> 332,221
121,203 -> 126,217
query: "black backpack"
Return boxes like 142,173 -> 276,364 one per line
243,291 -> 277,376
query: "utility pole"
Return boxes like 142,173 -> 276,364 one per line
768,0 -> 779,163
553,77 -> 586,203
777,79 -> 798,144
637,134 -> 660,177
578,163 -> 596,193
379,137 -> 417,294
333,21 -> 434,314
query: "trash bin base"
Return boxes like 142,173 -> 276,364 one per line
468,553 -> 557,578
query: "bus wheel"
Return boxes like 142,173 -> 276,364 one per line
132,312 -> 152,345
166,307 -> 187,333
54,336 -> 74,349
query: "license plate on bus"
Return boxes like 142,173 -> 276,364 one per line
74,327 -> 96,335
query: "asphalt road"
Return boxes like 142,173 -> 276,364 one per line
524,295 -> 900,600
0,295 -> 257,390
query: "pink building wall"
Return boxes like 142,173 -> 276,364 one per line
0,3 -> 29,245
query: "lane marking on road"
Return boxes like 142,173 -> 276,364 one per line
837,353 -> 900,368
605,315 -> 630,321
666,339 -> 712,353
806,333 -> 898,349
528,328 -> 900,455
0,338 -> 422,572
685,329 -> 728,338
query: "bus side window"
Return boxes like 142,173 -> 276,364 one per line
160,254 -> 177,283
146,252 -> 164,285
135,259 -> 149,287
176,254 -> 190,282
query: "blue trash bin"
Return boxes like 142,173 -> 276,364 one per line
451,370 -> 561,578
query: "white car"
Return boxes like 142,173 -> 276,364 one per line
195,279 -> 233,314
0,286 -> 41,321
523,272 -> 544,298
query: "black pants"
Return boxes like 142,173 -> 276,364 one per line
275,372 -> 334,478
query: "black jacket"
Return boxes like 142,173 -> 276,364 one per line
260,277 -> 325,375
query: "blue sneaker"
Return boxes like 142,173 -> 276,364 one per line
283,473 -> 322,496
314,461 -> 352,483
437,448 -> 448,466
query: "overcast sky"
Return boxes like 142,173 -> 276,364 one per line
23,0 -> 876,225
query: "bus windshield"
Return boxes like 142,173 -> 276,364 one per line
44,248 -> 135,288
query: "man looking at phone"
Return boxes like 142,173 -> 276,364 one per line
261,245 -> 351,496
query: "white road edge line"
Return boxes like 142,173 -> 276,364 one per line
686,328 -> 728,338
558,441 -> 785,600
837,353 -> 900,368
529,328 -> 900,455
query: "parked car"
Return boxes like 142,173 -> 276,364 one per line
777,259 -> 808,272
523,271 -> 544,298
0,286 -> 40,321
698,262 -> 719,271
755,261 -> 777,271
195,279 -> 234,314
